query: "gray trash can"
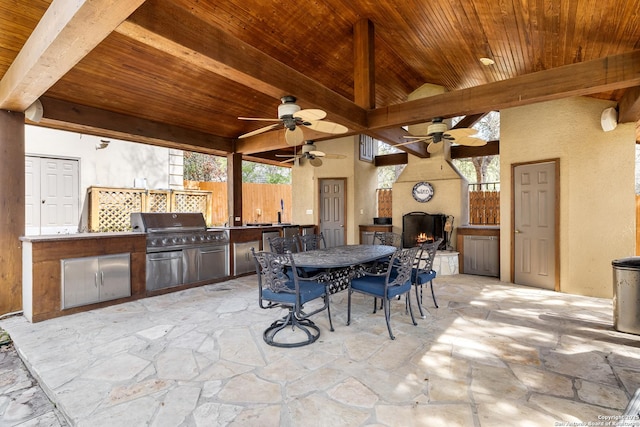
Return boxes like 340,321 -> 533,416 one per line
612,257 -> 640,335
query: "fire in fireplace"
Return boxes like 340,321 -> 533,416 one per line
402,212 -> 448,250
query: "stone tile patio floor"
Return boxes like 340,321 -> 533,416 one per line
1,273 -> 639,426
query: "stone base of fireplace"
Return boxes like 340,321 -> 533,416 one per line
432,250 -> 459,276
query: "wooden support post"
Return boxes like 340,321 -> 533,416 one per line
227,153 -> 243,226
0,110 -> 25,315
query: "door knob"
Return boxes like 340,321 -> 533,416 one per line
515,229 -> 522,234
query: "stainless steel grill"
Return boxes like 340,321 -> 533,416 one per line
131,213 -> 229,291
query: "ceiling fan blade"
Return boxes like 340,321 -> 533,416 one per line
275,154 -> 296,158
308,150 -> 326,157
238,123 -> 280,138
295,109 -> 326,121
427,141 -> 443,154
285,126 -> 304,146
238,117 -> 281,122
309,157 -> 323,167
280,157 -> 296,164
395,136 -> 433,147
444,128 -> 477,138
304,120 -> 348,134
454,136 -> 487,147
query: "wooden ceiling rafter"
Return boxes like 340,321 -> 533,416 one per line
367,50 -> 640,130
116,1 -> 366,129
37,97 -> 234,154
0,0 -> 146,111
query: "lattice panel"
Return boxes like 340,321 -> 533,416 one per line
146,192 -> 169,212
173,193 -> 208,213
96,190 -> 142,232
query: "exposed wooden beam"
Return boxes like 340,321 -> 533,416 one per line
374,152 -> 408,167
368,50 -> 640,129
450,140 -> 500,159
618,86 -> 640,123
38,97 -> 233,154
453,113 -> 489,129
354,19 -> 375,109
117,0 -> 367,130
0,0 -> 146,111
367,128 -> 428,158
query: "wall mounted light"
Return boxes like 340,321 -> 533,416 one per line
95,139 -> 110,150
600,107 -> 618,132
25,99 -> 43,122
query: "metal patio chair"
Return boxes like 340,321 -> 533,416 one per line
251,248 -> 333,347
347,246 -> 420,340
411,238 -> 442,318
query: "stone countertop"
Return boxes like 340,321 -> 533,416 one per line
20,232 -> 146,243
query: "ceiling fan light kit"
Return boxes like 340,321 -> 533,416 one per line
238,95 -> 348,146
399,116 -> 487,152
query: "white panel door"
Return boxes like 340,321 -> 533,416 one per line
319,179 -> 345,247
514,161 -> 557,290
25,157 -> 41,235
25,156 -> 79,235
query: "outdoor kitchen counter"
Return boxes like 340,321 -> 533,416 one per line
209,225 -> 317,275
209,224 -> 317,245
21,232 -> 147,322
20,231 -> 145,242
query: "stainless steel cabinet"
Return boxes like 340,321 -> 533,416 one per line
462,235 -> 499,277
198,245 -> 229,282
234,241 -> 260,275
147,250 -> 183,291
62,253 -> 131,309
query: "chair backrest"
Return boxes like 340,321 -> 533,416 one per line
373,231 -> 402,247
297,233 -> 326,252
416,238 -> 443,272
268,235 -> 299,254
387,246 -> 420,287
251,248 -> 296,294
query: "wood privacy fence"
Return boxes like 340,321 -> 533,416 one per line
186,181 -> 293,225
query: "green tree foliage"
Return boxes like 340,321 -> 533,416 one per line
183,152 -> 291,184
183,152 -> 227,182
242,161 -> 291,184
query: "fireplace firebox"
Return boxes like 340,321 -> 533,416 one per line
402,212 -> 448,250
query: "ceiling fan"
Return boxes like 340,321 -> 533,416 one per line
238,96 -> 349,146
276,141 -> 346,167
400,117 -> 486,153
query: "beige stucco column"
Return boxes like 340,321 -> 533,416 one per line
0,110 -> 25,315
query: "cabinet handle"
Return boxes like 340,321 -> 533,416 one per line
100,271 -> 105,286
94,272 -> 99,288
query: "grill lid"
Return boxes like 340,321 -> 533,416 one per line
131,212 -> 207,233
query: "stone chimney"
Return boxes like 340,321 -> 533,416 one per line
391,84 -> 469,250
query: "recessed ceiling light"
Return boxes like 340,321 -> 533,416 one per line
479,57 -> 495,66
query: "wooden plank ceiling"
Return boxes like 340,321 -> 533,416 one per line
1,0 -> 640,164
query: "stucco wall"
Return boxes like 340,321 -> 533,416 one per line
291,135 -> 377,244
500,97 -> 636,298
25,125 -> 171,231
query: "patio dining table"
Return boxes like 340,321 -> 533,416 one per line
290,244 -> 397,293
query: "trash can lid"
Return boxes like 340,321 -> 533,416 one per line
612,257 -> 640,268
